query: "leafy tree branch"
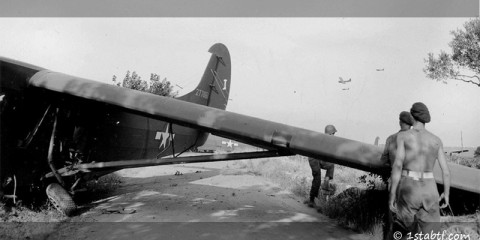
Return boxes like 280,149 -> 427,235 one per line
424,18 -> 480,87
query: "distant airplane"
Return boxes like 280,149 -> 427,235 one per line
342,88 -> 349,91
376,68 -> 384,71
338,77 -> 351,84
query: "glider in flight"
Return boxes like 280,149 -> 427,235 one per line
338,77 -> 352,84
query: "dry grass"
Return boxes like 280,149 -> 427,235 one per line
441,212 -> 480,239
318,187 -> 387,233
228,155 -> 313,197
230,154 -> 480,237
447,155 -> 480,169
229,155 -> 386,234
0,173 -> 123,222
77,174 -> 123,202
0,201 -> 66,222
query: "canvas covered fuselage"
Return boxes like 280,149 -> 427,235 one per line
0,58 -> 208,191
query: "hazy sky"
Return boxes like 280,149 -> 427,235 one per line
1,18 -> 479,147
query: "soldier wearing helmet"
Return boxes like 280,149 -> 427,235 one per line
305,124 -> 337,208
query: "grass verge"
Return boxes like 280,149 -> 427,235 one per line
0,173 -> 123,222
228,154 -> 480,237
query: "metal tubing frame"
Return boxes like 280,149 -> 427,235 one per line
75,150 -> 291,172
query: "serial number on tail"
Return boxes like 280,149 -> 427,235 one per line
195,89 -> 209,99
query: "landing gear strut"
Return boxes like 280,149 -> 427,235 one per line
45,107 -> 77,216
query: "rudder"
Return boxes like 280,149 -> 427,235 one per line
177,43 -> 231,110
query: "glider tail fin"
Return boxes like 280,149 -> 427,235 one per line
177,43 -> 231,110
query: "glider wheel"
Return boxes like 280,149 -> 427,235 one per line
46,183 -> 76,216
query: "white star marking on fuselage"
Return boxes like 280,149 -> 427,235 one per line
155,124 -> 175,149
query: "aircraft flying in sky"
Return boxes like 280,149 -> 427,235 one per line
338,77 -> 352,84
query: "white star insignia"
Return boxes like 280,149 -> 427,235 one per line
155,124 -> 175,149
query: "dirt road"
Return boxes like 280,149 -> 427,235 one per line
13,161 -> 373,240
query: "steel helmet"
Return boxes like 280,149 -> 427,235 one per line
325,125 -> 337,134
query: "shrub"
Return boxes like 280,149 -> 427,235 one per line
474,146 -> 480,158
449,155 -> 480,169
320,187 -> 387,233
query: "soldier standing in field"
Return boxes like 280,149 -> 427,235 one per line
381,111 -> 414,240
389,102 -> 451,236
305,124 -> 337,208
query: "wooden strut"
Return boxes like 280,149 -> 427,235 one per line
170,123 -> 176,157
155,122 -> 184,159
47,108 -> 65,186
21,105 -> 52,149
154,122 -> 198,159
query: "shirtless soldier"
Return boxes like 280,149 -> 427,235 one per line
389,102 -> 451,235
381,111 -> 414,240
381,111 -> 414,167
